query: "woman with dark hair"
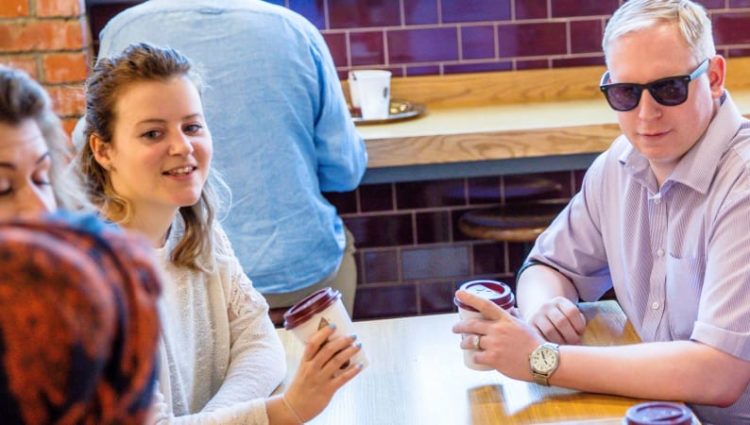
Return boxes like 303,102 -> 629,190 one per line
79,43 -> 363,424
0,213 -> 162,424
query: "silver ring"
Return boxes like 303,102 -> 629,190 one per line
473,334 -> 482,350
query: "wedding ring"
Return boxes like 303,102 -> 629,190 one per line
473,334 -> 482,350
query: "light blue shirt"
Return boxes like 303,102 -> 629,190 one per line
527,92 -> 750,424
96,0 -> 367,294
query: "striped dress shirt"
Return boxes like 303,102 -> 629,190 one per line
527,91 -> 750,424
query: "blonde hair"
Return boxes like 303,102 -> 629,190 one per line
79,43 -> 217,271
0,66 -> 90,211
603,0 -> 715,65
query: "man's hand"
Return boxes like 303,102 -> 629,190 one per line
525,296 -> 586,345
452,290 -> 545,381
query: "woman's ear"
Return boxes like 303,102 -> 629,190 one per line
90,134 -> 113,171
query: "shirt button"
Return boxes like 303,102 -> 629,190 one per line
654,198 -> 661,205
651,302 -> 660,310
656,248 -> 665,257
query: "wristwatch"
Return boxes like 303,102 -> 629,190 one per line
529,342 -> 560,386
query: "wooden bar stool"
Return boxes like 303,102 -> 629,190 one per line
458,198 -> 569,244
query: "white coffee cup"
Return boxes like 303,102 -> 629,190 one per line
454,280 -> 515,371
284,287 -> 368,370
350,70 -> 391,120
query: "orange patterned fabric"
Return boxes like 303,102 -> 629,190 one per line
0,213 -> 162,424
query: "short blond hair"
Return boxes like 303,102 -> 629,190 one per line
603,0 -> 715,65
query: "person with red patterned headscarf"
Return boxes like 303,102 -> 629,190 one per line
0,213 -> 162,424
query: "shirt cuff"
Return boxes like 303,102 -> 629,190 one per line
691,321 -> 750,361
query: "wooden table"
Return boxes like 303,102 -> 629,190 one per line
276,300 -> 657,425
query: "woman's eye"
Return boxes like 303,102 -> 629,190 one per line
141,130 -> 163,140
184,124 -> 203,134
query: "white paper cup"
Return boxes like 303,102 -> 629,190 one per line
454,280 -> 515,371
351,70 -> 391,120
284,287 -> 368,370
347,71 -> 360,108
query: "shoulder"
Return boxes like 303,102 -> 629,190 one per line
715,122 -> 750,194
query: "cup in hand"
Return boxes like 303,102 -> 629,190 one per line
283,287 -> 368,370
349,70 -> 391,120
454,280 -> 515,371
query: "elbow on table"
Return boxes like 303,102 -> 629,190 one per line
710,385 -> 744,408
693,374 -> 747,408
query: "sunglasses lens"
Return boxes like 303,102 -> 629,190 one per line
650,78 -> 688,106
605,85 -> 641,111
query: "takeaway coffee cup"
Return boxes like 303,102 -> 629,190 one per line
349,70 -> 391,120
623,402 -> 694,425
283,287 -> 368,369
454,280 -> 515,371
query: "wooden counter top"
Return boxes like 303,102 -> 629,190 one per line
356,57 -> 750,183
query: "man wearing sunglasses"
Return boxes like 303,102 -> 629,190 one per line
452,1 -> 750,423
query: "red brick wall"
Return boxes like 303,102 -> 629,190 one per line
0,0 -> 88,136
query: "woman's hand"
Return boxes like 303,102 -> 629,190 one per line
452,290 -> 545,381
283,324 -> 363,422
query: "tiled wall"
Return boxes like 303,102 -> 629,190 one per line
325,169 -> 587,321
265,0 -> 750,78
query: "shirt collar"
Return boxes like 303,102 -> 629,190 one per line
618,90 -> 744,195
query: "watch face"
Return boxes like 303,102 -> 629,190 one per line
530,346 -> 557,373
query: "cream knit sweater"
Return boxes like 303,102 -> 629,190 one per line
150,224 -> 286,424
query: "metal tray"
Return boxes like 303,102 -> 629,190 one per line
350,99 -> 426,125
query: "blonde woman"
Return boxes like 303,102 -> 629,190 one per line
79,43 -> 362,424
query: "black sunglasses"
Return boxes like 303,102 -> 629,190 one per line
599,59 -> 710,112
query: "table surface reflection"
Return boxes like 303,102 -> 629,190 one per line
276,300 -> 651,425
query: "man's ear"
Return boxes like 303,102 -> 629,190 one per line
89,134 -> 113,171
707,55 -> 726,100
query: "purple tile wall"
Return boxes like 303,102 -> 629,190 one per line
326,169 -> 587,320
90,1 -> 750,76
303,0 -> 750,77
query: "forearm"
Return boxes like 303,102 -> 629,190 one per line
517,264 -> 579,319
552,340 -> 748,406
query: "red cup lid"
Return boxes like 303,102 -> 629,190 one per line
625,402 -> 693,425
283,287 -> 340,330
454,280 -> 514,312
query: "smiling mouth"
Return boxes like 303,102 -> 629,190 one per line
163,166 -> 197,176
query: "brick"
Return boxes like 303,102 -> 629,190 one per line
37,0 -> 83,17
0,55 -> 38,79
42,52 -> 87,84
0,20 -> 84,53
47,84 -> 85,117
61,117 -> 80,138
0,0 -> 29,17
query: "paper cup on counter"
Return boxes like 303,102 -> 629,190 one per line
283,287 -> 368,370
347,71 -> 361,109
351,70 -> 391,120
454,280 -> 515,371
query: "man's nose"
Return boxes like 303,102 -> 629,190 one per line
637,89 -> 662,120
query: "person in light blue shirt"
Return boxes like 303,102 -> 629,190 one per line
87,0 -> 367,314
